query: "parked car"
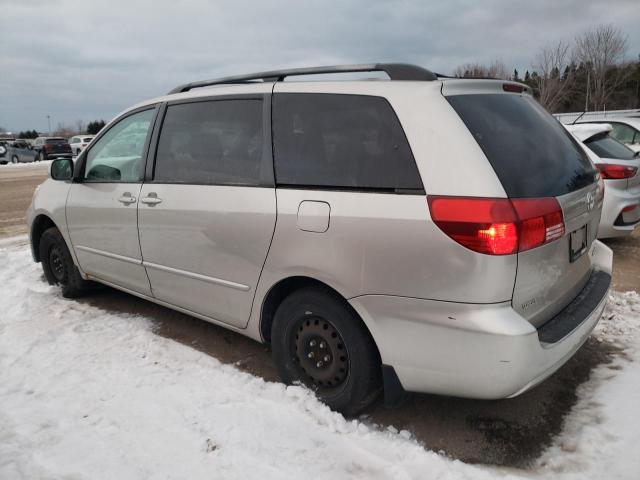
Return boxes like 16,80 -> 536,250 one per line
565,123 -> 640,238
0,138 -> 16,164
32,137 -> 72,160
27,64 -> 612,414
68,135 -> 95,156
5,139 -> 38,163
576,118 -> 640,153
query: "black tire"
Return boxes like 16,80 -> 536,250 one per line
11,155 -> 18,164
39,227 -> 92,298
271,286 -> 381,416
38,151 -> 45,161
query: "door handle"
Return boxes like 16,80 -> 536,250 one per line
140,193 -> 162,205
117,193 -> 136,204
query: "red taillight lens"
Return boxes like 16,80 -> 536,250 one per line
43,144 -> 52,151
596,164 -> 637,180
427,196 -> 565,255
511,198 -> 565,251
503,83 -> 524,93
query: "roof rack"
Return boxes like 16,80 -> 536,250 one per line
168,63 -> 438,94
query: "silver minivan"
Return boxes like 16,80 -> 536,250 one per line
28,64 -> 612,414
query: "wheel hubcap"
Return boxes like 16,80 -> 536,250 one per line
294,317 -> 348,389
49,246 -> 65,282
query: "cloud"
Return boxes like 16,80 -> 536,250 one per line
1,0 -> 638,132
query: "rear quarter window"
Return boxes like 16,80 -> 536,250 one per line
585,134 -> 637,160
272,93 -> 423,192
447,94 -> 597,198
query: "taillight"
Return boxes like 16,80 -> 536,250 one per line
511,198 -> 565,251
596,164 -> 637,179
503,83 -> 524,93
43,144 -> 52,151
427,196 -> 565,255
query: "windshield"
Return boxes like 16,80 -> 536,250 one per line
447,94 -> 597,198
585,133 -> 637,160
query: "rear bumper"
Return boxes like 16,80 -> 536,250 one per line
598,183 -> 640,238
349,240 -> 613,400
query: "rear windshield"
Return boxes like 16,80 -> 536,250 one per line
585,133 -> 637,160
447,94 -> 597,198
45,138 -> 68,145
83,137 -> 93,143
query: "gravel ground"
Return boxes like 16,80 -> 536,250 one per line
1,162 -> 638,467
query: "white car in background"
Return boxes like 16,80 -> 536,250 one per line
68,135 -> 95,156
566,123 -> 640,238
576,118 -> 640,153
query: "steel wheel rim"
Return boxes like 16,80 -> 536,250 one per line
49,246 -> 65,282
293,316 -> 349,390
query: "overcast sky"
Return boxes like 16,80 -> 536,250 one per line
1,0 -> 639,133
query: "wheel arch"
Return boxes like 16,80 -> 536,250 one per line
31,214 -> 57,262
259,276 -> 381,362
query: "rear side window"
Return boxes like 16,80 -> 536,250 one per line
272,93 -> 423,192
447,94 -> 596,198
585,133 -> 637,160
154,99 -> 265,186
610,123 -> 637,144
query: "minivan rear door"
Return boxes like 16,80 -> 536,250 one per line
444,82 -> 601,327
137,94 -> 276,329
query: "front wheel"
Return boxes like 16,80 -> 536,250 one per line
271,286 -> 381,416
11,155 -> 18,164
38,152 -> 45,161
39,227 -> 92,298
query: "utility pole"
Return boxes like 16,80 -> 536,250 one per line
47,115 -> 51,136
584,70 -> 590,112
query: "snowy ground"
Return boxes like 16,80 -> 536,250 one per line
1,239 -> 639,479
0,160 -> 52,170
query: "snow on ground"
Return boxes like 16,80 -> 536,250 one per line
0,241 -> 638,480
0,160 -> 52,171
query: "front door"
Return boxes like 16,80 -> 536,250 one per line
138,96 -> 276,328
66,107 -> 158,295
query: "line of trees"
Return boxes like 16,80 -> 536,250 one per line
454,24 -> 640,113
0,120 -> 106,139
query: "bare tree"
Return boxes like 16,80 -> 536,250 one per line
453,60 -> 510,79
53,122 -> 75,138
532,40 -> 575,112
75,119 -> 85,135
575,24 -> 629,110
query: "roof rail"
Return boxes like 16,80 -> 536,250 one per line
168,63 -> 438,94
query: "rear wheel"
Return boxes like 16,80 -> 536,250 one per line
38,152 -> 45,161
11,155 -> 18,164
271,286 -> 381,416
39,227 -> 92,298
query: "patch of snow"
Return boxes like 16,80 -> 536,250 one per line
0,160 -> 52,170
536,291 -> 640,480
0,243 -> 638,479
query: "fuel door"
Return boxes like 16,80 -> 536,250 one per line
297,200 -> 330,233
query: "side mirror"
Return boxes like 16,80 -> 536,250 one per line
50,158 -> 74,181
